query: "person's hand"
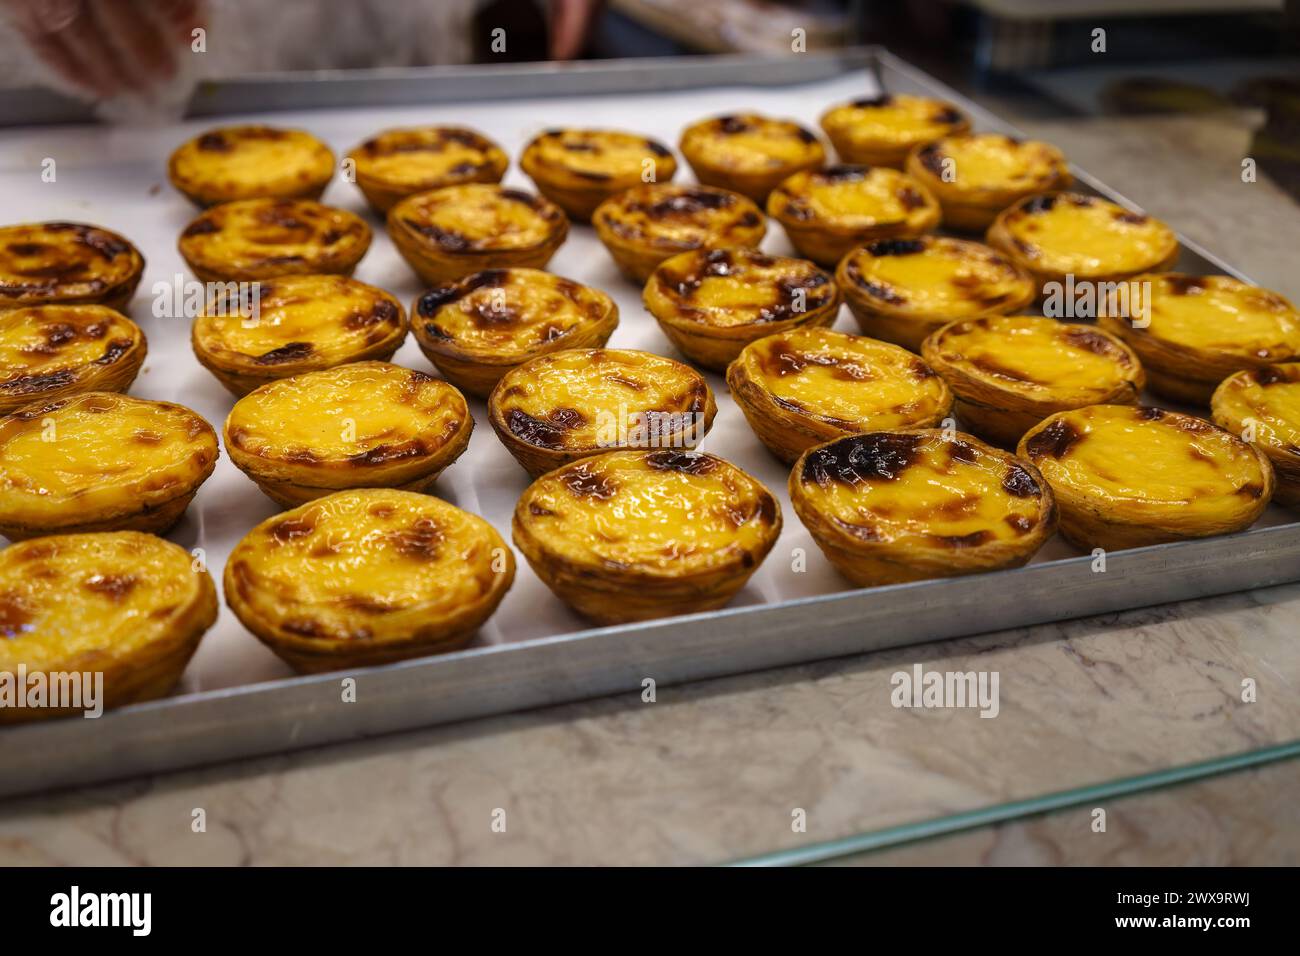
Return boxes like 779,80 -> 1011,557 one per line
548,0 -> 603,61
2,0 -> 204,98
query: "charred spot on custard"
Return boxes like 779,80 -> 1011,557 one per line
645,450 -> 717,476
563,463 -> 617,501
1022,195 -> 1057,215
1025,418 -> 1083,460
506,407 -> 587,449
930,530 -> 993,549
866,238 -> 927,257
386,517 -> 444,559
270,515 -> 316,542
1002,465 -> 1041,498
255,342 -> 314,365
1062,327 -> 1126,361
1252,365 -> 1289,386
802,433 -> 923,487
1164,275 -> 1208,296
83,573 -> 137,602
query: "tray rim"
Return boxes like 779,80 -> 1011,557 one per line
0,45 -> 1294,803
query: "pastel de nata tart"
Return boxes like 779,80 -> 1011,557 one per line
986,192 -> 1179,293
520,127 -> 677,222
727,326 -> 952,464
224,362 -> 472,508
348,126 -> 509,213
1018,404 -> 1273,551
0,392 -> 217,541
513,449 -> 780,624
168,125 -> 335,207
790,430 -> 1056,587
191,274 -> 407,397
1212,363 -> 1300,508
766,165 -> 940,268
178,199 -> 371,283
0,222 -> 144,312
592,183 -> 766,283
1098,273 -> 1300,405
1,304 -> 146,414
837,237 -> 1036,352
644,248 -> 841,371
0,532 -> 217,723
921,316 -> 1144,448
412,268 -> 618,398
905,134 -> 1071,231
225,488 -> 513,673
489,348 -> 716,478
678,113 -> 825,203
819,94 -> 970,168
388,184 -> 568,285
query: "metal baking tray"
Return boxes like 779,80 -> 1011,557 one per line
2,47 -> 1297,799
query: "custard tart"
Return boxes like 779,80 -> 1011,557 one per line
905,134 -> 1071,231
0,532 -> 217,723
178,199 -> 371,282
837,237 -> 1036,352
986,193 -> 1179,294
520,127 -> 677,222
790,430 -> 1056,587
0,392 -> 217,540
1018,404 -> 1272,551
489,348 -> 716,477
513,449 -> 780,624
1212,363 -> 1300,508
168,125 -> 335,207
819,94 -> 970,168
592,183 -> 766,283
727,327 -> 952,464
225,488 -> 513,673
412,268 -> 618,398
1,305 -> 146,413
191,274 -> 406,396
766,165 -> 940,268
1098,273 -> 1300,405
224,362 -> 472,508
348,126 -> 509,213
643,248 -> 841,371
678,113 -> 825,203
0,222 -> 144,312
388,184 -> 568,285
922,315 -> 1144,447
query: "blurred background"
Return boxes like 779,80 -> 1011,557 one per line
1,0 -> 1298,203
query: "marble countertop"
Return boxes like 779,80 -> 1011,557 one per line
3,102 -> 1299,867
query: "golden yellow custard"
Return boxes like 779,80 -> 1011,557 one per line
1018,404 -> 1272,550
168,125 -> 335,207
489,348 -> 717,477
411,268 -> 618,398
388,184 -> 568,286
178,199 -> 371,283
790,430 -> 1056,586
592,183 -> 766,283
0,305 -> 146,414
225,488 -> 513,673
905,134 -> 1071,230
727,326 -> 953,464
224,362 -> 472,508
922,316 -> 1144,447
0,222 -> 144,312
679,113 -> 825,203
644,248 -> 842,371
987,192 -> 1179,292
837,237 -> 1036,352
0,532 -> 217,723
766,165 -> 940,268
513,449 -> 780,624
192,275 -> 406,397
520,128 -> 678,222
1099,273 -> 1300,405
1212,363 -> 1300,508
819,94 -> 970,168
348,126 -> 509,213
0,392 -> 217,540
